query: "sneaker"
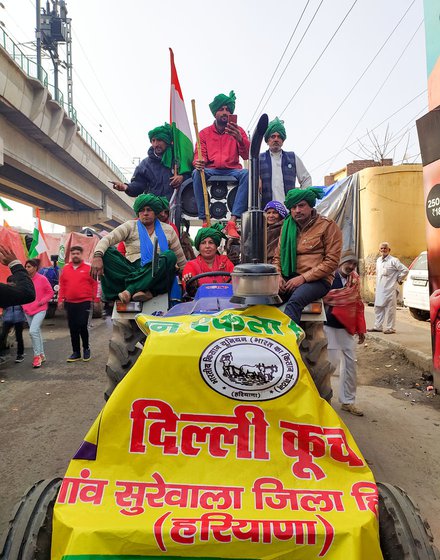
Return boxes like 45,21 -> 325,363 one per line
341,403 -> 364,416
224,220 -> 240,239
40,353 -> 46,363
67,352 -> 82,362
83,348 -> 91,362
15,354 -> 24,363
383,329 -> 396,334
32,355 -> 42,368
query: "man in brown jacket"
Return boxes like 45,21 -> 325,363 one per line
273,188 -> 342,325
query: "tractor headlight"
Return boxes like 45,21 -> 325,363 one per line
231,263 -> 282,305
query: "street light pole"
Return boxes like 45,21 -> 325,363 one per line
36,0 -> 42,82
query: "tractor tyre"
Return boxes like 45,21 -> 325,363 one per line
378,482 -> 439,559
0,478 -> 61,560
299,321 -> 334,402
105,319 -> 146,400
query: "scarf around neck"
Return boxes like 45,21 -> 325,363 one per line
137,219 -> 169,266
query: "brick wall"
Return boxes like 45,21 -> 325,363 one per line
324,159 -> 393,186
346,159 -> 393,175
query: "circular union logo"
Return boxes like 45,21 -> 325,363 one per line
199,336 -> 299,401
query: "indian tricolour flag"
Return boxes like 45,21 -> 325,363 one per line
29,208 -> 49,258
169,48 -> 193,174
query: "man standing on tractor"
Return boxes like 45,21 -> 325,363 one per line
260,117 -> 312,208
273,187 -> 342,325
112,124 -> 189,201
91,194 -> 186,304
192,91 -> 250,239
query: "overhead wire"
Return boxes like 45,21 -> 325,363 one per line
246,0 -> 312,130
302,1 -> 418,158
279,0 -> 359,118
323,20 -> 422,171
247,0 -> 327,130
71,29 -> 137,161
309,90 -> 427,173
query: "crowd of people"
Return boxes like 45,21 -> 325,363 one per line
0,89 -> 410,417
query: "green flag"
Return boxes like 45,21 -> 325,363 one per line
0,197 -> 13,211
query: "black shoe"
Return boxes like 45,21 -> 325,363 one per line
15,354 -> 24,363
67,352 -> 82,362
83,348 -> 91,362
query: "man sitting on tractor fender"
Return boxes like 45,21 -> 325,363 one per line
182,224 -> 234,296
273,187 -> 342,325
91,194 -> 186,303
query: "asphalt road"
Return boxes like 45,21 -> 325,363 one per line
0,310 -> 439,549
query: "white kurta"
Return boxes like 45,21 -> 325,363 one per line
374,255 -> 409,307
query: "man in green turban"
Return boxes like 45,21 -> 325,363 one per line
192,91 -> 250,239
112,123 -> 190,201
91,193 -> 186,304
260,117 -> 312,208
273,186 -> 342,327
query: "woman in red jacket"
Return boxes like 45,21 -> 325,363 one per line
182,224 -> 234,296
22,259 -> 53,369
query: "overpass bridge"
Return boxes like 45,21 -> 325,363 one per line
0,29 -> 134,231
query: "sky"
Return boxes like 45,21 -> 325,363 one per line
0,0 -> 429,231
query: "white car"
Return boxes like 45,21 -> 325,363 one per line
403,251 -> 430,321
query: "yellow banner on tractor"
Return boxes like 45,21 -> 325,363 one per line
52,305 -> 383,560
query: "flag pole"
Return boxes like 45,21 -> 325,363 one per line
191,99 -> 211,227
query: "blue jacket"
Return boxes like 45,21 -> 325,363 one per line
125,146 -> 190,200
3,305 -> 25,324
259,150 -> 297,207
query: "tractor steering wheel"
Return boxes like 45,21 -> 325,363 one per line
184,271 -> 232,299
185,271 -> 232,288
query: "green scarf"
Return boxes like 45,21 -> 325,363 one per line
280,215 -> 298,278
148,123 -> 173,169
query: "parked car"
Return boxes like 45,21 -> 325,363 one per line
403,250 -> 430,321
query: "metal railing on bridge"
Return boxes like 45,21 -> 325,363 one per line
0,28 -> 127,183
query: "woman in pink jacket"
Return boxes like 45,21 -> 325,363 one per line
22,259 -> 53,368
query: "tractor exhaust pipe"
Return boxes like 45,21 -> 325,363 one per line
240,113 -> 269,264
231,114 -> 281,306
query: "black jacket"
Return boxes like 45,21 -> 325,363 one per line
0,262 -> 36,308
125,146 -> 190,200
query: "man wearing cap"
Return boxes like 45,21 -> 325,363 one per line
91,194 -> 186,303
260,117 -> 312,208
273,187 -> 342,325
192,91 -> 250,239
113,123 -> 189,200
323,253 -> 366,416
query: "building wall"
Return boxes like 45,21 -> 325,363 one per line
324,159 -> 393,186
359,164 -> 426,301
